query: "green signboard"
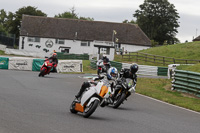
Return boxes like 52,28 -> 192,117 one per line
32,59 -> 45,71
0,57 -> 9,69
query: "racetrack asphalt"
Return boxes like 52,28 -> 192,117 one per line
0,69 -> 199,133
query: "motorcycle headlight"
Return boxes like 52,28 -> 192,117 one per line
44,62 -> 47,66
128,83 -> 132,88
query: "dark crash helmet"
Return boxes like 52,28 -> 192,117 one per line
102,55 -> 107,60
130,63 -> 138,74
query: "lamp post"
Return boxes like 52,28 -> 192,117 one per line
112,30 -> 117,43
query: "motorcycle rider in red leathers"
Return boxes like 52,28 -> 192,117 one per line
48,52 -> 58,73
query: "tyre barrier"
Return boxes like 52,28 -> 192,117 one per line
172,69 -> 200,97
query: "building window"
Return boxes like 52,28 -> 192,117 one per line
28,37 -> 40,42
100,48 -> 110,54
55,39 -> 65,44
81,41 -> 90,46
61,48 -> 69,53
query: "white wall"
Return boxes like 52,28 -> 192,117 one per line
0,44 -> 7,51
19,36 -> 115,60
19,36 -> 97,55
19,36 -> 148,60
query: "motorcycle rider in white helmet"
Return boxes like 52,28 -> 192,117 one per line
75,67 -> 118,103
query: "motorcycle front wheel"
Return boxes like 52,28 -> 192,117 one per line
38,68 -> 46,77
83,100 -> 99,118
113,93 -> 126,109
70,101 -> 78,114
97,69 -> 101,75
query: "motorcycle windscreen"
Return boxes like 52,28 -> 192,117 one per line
126,78 -> 133,88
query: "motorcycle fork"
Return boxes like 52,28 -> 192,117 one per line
125,91 -> 131,99
118,89 -> 122,94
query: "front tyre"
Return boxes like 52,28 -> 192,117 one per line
38,68 -> 46,77
83,100 -> 99,118
70,101 -> 78,114
113,93 -> 126,109
97,69 -> 101,76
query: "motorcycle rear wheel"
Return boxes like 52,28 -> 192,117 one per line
83,100 -> 99,118
113,93 -> 126,109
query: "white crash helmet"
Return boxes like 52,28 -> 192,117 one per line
107,67 -> 118,80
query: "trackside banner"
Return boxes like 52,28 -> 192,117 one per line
57,60 -> 83,73
8,57 -> 33,71
0,57 -> 9,69
32,59 -> 45,71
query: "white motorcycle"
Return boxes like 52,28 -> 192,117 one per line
70,81 -> 113,118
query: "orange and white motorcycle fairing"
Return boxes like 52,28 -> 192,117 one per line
70,81 -> 113,118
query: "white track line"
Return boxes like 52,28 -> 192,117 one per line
136,93 -> 200,115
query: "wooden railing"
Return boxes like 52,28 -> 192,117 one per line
121,52 -> 200,65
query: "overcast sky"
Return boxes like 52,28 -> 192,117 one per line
1,0 -> 200,43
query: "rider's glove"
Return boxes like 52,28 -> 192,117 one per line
53,63 -> 57,67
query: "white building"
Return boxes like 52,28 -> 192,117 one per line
19,15 -> 151,60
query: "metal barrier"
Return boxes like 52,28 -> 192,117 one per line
158,67 -> 168,76
110,61 -> 122,71
90,60 -> 168,76
90,60 -> 122,71
172,70 -> 200,97
57,52 -> 89,60
0,32 -> 18,48
90,60 -> 97,69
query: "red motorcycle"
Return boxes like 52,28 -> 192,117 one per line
38,59 -> 56,77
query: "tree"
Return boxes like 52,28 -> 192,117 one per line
55,11 -> 78,19
79,16 -> 94,21
55,6 -> 78,19
10,6 -> 47,38
55,6 -> 94,21
133,0 -> 180,45
122,19 -> 137,24
0,9 -> 15,34
0,9 -> 8,33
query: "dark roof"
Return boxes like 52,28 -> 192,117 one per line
20,15 -> 151,46
193,36 -> 200,41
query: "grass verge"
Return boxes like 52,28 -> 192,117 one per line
137,78 -> 200,112
0,50 -> 5,55
176,64 -> 200,73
